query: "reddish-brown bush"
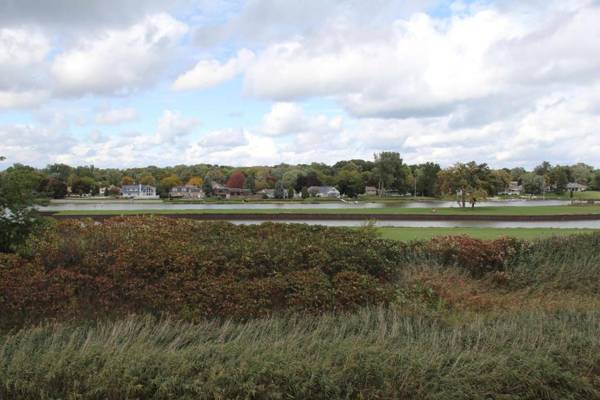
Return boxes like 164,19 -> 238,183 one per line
423,235 -> 522,275
1,217 -> 400,326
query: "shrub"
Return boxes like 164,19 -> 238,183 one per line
0,217 -> 400,326
418,235 -> 524,276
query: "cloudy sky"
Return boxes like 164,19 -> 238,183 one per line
1,0 -> 599,169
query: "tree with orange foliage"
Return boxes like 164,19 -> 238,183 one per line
121,176 -> 134,186
187,176 -> 203,187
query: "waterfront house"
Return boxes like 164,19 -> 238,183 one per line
170,185 -> 204,199
121,184 -> 159,199
307,186 -> 341,198
567,182 -> 588,192
500,181 -> 523,195
211,182 -> 230,198
364,186 -> 377,196
257,188 -> 275,199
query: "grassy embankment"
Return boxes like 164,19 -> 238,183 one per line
54,204 -> 600,216
378,226 -> 597,241
3,218 -> 600,398
542,190 -> 600,200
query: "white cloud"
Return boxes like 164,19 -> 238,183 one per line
0,27 -> 50,69
155,110 -> 199,142
191,132 -> 280,165
95,107 -> 138,124
261,102 -> 342,138
0,123 -> 76,165
243,1 -> 600,121
243,9 -> 523,117
199,128 -> 248,149
0,27 -> 51,107
0,0 -> 179,29
262,102 -> 306,135
0,90 -> 50,110
51,13 -> 188,96
2,0 -> 600,169
172,49 -> 254,91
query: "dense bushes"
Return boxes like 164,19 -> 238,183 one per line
415,235 -> 526,276
1,217 -> 401,326
3,216 -> 600,328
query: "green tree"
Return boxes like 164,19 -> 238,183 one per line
336,164 -> 365,197
139,173 -> 156,186
570,163 -> 593,185
202,177 -> 213,197
44,177 -> 68,199
510,167 -> 526,182
373,152 -> 409,195
592,172 -> 600,191
274,181 -> 285,199
71,176 -> 97,196
551,166 -> 569,193
301,186 -> 309,199
45,163 -> 72,182
521,172 -> 544,195
0,164 -> 44,252
281,170 -> 300,189
160,175 -> 183,194
437,162 -> 491,207
244,174 -> 256,194
488,169 -> 512,195
413,162 -> 441,197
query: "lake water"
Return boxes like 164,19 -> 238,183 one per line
40,198 -> 572,211
41,199 -> 600,228
231,219 -> 600,229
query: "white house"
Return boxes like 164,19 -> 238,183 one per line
500,181 -> 523,195
308,186 -> 341,198
364,186 -> 378,196
567,182 -> 588,192
121,184 -> 159,199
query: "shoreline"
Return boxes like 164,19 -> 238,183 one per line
40,211 -> 600,222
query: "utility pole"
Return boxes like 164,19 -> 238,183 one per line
542,175 -> 545,200
414,175 -> 417,199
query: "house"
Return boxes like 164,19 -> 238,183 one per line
308,186 -> 341,198
228,187 -> 251,197
567,182 -> 588,192
364,186 -> 378,196
170,185 -> 204,199
121,184 -> 159,199
500,181 -> 523,195
211,182 -> 229,197
258,188 -> 275,199
210,182 -> 250,198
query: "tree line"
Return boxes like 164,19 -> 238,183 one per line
2,153 -> 600,202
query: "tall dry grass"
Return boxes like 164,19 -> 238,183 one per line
2,309 -> 600,399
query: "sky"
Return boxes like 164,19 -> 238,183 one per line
1,0 -> 600,170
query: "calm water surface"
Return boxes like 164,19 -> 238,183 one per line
232,219 -> 600,229
40,199 -> 571,211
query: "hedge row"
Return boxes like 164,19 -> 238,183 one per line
1,218 -> 401,326
2,217 -> 600,327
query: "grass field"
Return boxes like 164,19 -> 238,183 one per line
54,204 -> 600,216
543,190 -> 600,200
377,227 -> 597,241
